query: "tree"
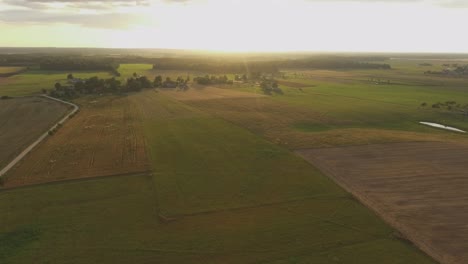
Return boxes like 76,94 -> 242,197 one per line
154,75 -> 163,87
55,82 -> 62,91
139,76 -> 152,89
133,72 -> 138,78
105,77 -> 121,92
67,73 -> 74,80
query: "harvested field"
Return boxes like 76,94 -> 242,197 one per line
0,77 -> 9,85
0,96 -> 70,169
0,67 -> 26,74
4,96 -> 149,187
160,86 -> 264,101
0,67 -> 26,77
296,142 -> 468,264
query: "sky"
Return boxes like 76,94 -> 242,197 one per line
0,0 -> 467,52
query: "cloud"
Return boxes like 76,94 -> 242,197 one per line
3,0 -> 151,10
437,0 -> 468,8
0,0 -> 466,30
301,0 -> 468,8
0,9 -> 147,29
0,0 -> 154,28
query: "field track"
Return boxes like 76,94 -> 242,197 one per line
4,95 -> 149,187
297,142 -> 468,264
0,96 -> 78,178
0,170 -> 151,192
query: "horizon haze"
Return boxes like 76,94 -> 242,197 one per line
1,0 -> 468,53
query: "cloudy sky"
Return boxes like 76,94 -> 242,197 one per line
0,0 -> 467,52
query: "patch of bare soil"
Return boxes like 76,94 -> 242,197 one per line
296,142 -> 468,264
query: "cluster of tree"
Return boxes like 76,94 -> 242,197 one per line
0,53 -> 43,66
421,101 -> 468,119
260,80 -> 283,95
49,73 -> 193,99
40,57 -> 120,75
234,74 -> 248,82
50,76 -> 121,98
152,58 -> 279,73
125,76 -> 153,91
235,72 -> 282,82
193,75 -> 233,85
424,65 -> 468,77
276,58 -> 391,70
443,63 -> 460,67
153,75 -> 189,89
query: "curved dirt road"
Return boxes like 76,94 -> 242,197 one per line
0,95 -> 79,178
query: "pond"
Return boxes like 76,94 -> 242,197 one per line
419,122 -> 466,133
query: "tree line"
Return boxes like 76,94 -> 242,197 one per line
48,74 -> 192,99
421,100 -> 468,119
275,58 -> 391,70
40,57 -> 121,76
152,58 -> 280,74
193,75 -> 233,85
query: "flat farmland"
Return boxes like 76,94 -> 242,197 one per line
0,96 -> 70,170
0,90 -> 437,263
4,95 -> 149,187
122,90 -> 435,263
296,142 -> 468,264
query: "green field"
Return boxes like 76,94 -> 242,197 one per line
3,58 -> 468,263
118,63 -> 154,79
225,63 -> 468,149
0,70 -> 113,96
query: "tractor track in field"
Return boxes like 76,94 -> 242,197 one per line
0,170 -> 152,193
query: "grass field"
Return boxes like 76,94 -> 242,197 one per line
0,171 -> 435,264
0,70 -> 114,96
0,96 -> 69,170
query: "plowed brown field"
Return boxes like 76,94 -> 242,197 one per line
296,142 -> 468,264
4,96 -> 149,187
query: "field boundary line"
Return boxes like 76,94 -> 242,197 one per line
0,170 -> 152,192
170,193 -> 348,219
292,140 -> 452,152
0,95 -> 79,178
